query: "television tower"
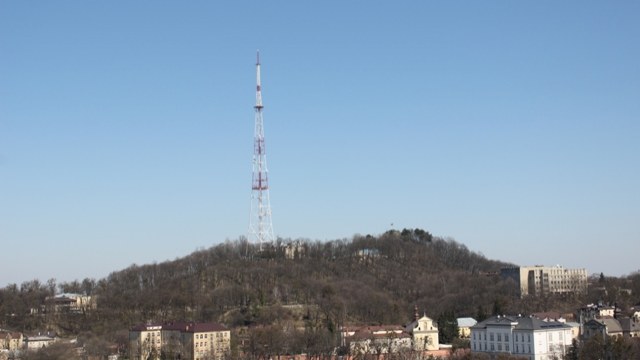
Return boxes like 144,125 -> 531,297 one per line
248,51 -> 275,247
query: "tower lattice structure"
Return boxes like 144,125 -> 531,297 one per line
248,51 -> 275,247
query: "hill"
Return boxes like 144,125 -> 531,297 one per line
91,229 -> 513,331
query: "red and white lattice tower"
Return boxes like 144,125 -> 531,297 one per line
248,51 -> 275,246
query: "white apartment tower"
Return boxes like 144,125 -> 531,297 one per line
501,265 -> 587,297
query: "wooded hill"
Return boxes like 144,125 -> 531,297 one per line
94,228 -> 512,332
3,228 -> 639,352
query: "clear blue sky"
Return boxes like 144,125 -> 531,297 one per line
1,1 -> 639,286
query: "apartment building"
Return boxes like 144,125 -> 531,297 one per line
130,322 -> 230,360
470,315 -> 575,360
501,265 -> 587,297
129,323 -> 163,360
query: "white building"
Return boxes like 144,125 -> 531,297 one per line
501,265 -> 587,297
25,334 -> 56,350
405,315 -> 439,351
129,322 -> 230,360
470,315 -> 575,360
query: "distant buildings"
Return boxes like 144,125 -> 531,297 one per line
129,321 -> 230,360
457,317 -> 478,338
24,334 -> 56,350
45,293 -> 96,314
470,315 -> 576,360
501,265 -> 587,297
0,330 -> 23,351
579,302 -> 640,340
341,309 -> 443,356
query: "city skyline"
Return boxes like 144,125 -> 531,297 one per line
1,1 -> 639,286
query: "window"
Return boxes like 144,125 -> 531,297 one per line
506,344 -> 510,352
498,344 -> 502,351
505,334 -> 509,342
498,333 -> 502,341
491,344 -> 494,351
490,333 -> 494,341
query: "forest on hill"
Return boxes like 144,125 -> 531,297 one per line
2,228 -> 640,357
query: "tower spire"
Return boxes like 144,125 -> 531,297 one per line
249,51 -> 274,248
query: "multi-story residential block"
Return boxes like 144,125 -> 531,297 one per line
470,315 -> 575,360
129,322 -> 230,360
163,322 -> 230,360
501,265 -> 587,297
129,323 -> 163,360
0,330 -> 23,351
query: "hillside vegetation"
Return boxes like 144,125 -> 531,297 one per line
3,228 -> 640,356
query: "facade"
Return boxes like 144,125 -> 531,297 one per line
129,322 -> 230,360
342,311 -> 440,355
46,293 -> 97,313
457,317 -> 478,338
583,318 -> 623,339
501,265 -> 587,297
343,325 -> 411,355
163,322 -> 230,360
129,323 -> 163,360
405,315 -> 439,351
470,315 -> 575,360
0,331 -> 23,351
619,317 -> 640,338
25,334 -> 56,350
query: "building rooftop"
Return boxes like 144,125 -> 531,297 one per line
472,315 -> 571,331
457,317 -> 477,328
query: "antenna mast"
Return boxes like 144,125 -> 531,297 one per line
249,51 -> 275,247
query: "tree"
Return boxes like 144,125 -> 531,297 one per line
563,338 -> 579,360
438,310 -> 459,344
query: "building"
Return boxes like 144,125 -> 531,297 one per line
619,317 -> 640,338
457,317 -> 478,338
46,293 -> 97,313
129,323 -> 163,360
342,325 -> 412,355
341,309 -> 440,355
25,334 -> 56,350
583,318 -> 624,340
163,322 -> 230,360
0,331 -> 23,351
405,314 -> 439,351
501,265 -> 587,297
129,322 -> 230,360
470,315 -> 575,360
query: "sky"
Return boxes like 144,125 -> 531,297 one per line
1,1 -> 639,287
